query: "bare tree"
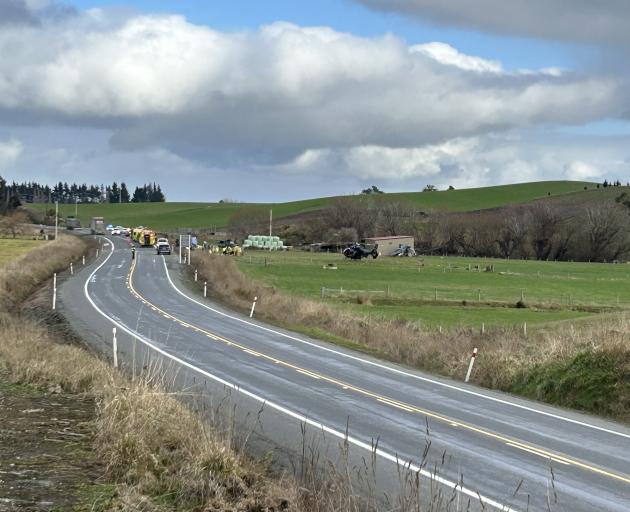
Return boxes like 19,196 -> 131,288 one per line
583,203 -> 629,261
495,209 -> 527,258
323,197 -> 377,239
0,211 -> 29,238
377,201 -> 415,236
526,203 -> 561,260
226,207 -> 269,241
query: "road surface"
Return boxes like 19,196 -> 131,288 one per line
59,236 -> 630,511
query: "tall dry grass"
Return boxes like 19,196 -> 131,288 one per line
0,234 -> 87,310
195,253 -> 630,422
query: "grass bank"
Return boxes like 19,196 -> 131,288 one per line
194,253 -> 630,423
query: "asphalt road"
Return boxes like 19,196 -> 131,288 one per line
59,235 -> 630,512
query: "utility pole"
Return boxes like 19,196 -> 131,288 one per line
55,201 -> 58,239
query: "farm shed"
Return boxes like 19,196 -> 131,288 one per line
364,236 -> 414,256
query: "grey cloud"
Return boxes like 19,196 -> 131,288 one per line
0,0 -> 39,26
356,0 -> 630,48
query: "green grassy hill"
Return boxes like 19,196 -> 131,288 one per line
27,180 -> 596,231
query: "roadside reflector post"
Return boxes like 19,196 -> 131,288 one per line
96,248 -> 99,258
203,281 -> 207,298
70,262 -> 73,275
250,296 -> 258,318
82,255 -> 85,266
112,327 -> 118,368
465,347 -> 478,383
194,269 -> 198,282
52,273 -> 57,310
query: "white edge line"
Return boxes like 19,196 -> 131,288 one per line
83,237 -> 517,512
162,257 -> 630,441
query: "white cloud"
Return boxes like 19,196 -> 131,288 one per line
563,160 -> 604,180
0,138 -> 24,170
0,12 -> 622,163
410,42 -> 502,73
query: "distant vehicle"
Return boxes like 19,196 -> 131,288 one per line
106,224 -> 114,232
111,225 -> 126,235
66,216 -> 81,230
156,238 -> 171,255
90,217 -> 106,235
343,242 -> 379,260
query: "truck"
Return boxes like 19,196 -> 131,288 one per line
66,216 -> 81,230
90,217 -> 105,235
156,237 -> 171,255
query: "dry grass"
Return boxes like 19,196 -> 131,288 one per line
0,234 -> 86,310
195,254 -> 630,422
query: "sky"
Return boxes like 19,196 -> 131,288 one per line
0,0 -> 629,201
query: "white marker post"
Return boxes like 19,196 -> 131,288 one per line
70,262 -> 73,275
249,296 -> 258,318
203,281 -> 207,297
112,327 -> 118,368
96,248 -> 99,258
464,347 -> 478,383
194,269 -> 198,282
52,273 -> 57,310
82,255 -> 85,266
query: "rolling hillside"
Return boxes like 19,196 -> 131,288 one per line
26,180 -> 597,231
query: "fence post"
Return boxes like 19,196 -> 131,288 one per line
434,288 -> 437,301
523,322 -> 527,337
520,289 -> 524,302
52,273 -> 57,310
481,322 -> 485,335
465,348 -> 478,383
112,327 -> 118,368
249,296 -> 258,318
320,287 -> 325,299
478,289 -> 481,302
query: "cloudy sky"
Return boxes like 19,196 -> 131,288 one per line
1,0 -> 629,201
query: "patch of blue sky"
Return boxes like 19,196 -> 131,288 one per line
67,0 -> 580,71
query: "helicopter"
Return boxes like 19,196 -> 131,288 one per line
342,242 -> 379,260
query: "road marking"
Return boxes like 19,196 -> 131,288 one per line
160,258 -> 630,442
83,237 -> 518,512
122,254 -> 630,487
506,443 -> 569,466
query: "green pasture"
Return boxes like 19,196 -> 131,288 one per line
26,180 -> 595,231
236,251 -> 630,329
0,239 -> 45,268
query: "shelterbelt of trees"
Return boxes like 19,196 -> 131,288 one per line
11,180 -> 166,204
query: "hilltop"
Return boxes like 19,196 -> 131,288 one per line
26,180 -> 598,231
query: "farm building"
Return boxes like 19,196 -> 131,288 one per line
364,235 -> 414,256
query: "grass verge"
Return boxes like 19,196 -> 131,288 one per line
194,253 -> 630,423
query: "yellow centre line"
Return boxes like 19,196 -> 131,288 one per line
125,258 -> 630,486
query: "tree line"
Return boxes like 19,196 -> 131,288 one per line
11,181 -> 165,204
228,192 -> 630,263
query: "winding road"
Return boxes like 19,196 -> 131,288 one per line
59,235 -> 630,511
